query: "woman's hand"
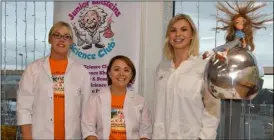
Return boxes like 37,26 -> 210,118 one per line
21,124 -> 32,140
202,48 -> 229,62
202,51 -> 210,59
85,135 -> 98,140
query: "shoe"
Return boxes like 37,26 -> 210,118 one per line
82,44 -> 92,50
95,43 -> 105,48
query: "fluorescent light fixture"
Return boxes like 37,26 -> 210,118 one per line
200,37 -> 215,40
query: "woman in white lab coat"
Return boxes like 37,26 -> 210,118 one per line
82,55 -> 152,140
16,21 -> 91,139
152,14 -> 221,140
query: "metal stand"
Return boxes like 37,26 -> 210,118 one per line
223,99 -> 242,139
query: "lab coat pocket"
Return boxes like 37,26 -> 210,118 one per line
70,86 -> 82,97
177,74 -> 202,99
134,104 -> 143,122
74,88 -> 82,120
74,87 -> 82,106
134,105 -> 143,128
68,85 -> 82,112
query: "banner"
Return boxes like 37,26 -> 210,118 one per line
54,1 -> 141,93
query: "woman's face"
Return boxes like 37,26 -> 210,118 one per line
168,19 -> 193,50
234,16 -> 246,30
49,26 -> 73,56
109,59 -> 132,88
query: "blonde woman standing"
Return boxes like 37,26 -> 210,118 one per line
152,14 -> 221,140
17,21 -> 91,139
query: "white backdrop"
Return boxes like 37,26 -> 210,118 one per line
53,1 -> 142,93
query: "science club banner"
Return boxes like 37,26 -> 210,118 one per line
53,1 -> 142,93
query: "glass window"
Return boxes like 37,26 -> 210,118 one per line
2,2 -> 54,70
241,75 -> 273,139
1,2 -> 54,139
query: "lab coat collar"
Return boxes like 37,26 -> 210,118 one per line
99,86 -> 135,106
42,55 -> 75,80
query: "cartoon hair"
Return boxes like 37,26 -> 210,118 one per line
215,2 -> 273,51
78,6 -> 108,29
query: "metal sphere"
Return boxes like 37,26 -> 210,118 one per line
204,43 -> 264,100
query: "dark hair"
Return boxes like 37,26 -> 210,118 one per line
106,55 -> 136,86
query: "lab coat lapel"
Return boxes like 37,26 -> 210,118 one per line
124,88 -> 134,139
100,87 -> 111,139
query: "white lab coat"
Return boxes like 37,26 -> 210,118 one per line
16,55 -> 91,139
81,87 -> 152,139
152,56 -> 221,140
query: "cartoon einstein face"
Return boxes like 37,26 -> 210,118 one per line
82,10 -> 100,32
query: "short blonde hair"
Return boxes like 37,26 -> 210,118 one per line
164,14 -> 199,60
48,21 -> 73,43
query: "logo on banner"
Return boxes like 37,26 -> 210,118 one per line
68,1 -> 121,60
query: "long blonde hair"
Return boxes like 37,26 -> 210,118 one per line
164,14 -> 199,60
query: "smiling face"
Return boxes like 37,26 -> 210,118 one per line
49,26 -> 73,57
109,59 -> 133,88
168,19 -> 193,50
83,10 -> 100,32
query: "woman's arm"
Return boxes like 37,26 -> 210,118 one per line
81,67 -> 92,115
85,135 -> 98,140
139,101 -> 153,140
198,85 -> 221,140
152,64 -> 167,139
17,65 -> 36,139
21,124 -> 32,140
81,94 -> 99,139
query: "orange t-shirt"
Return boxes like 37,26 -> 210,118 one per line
49,58 -> 68,140
109,94 -> 126,140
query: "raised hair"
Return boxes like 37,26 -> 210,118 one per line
78,6 -> 108,29
215,1 -> 273,51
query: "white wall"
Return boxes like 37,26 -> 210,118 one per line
138,2 -> 173,113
